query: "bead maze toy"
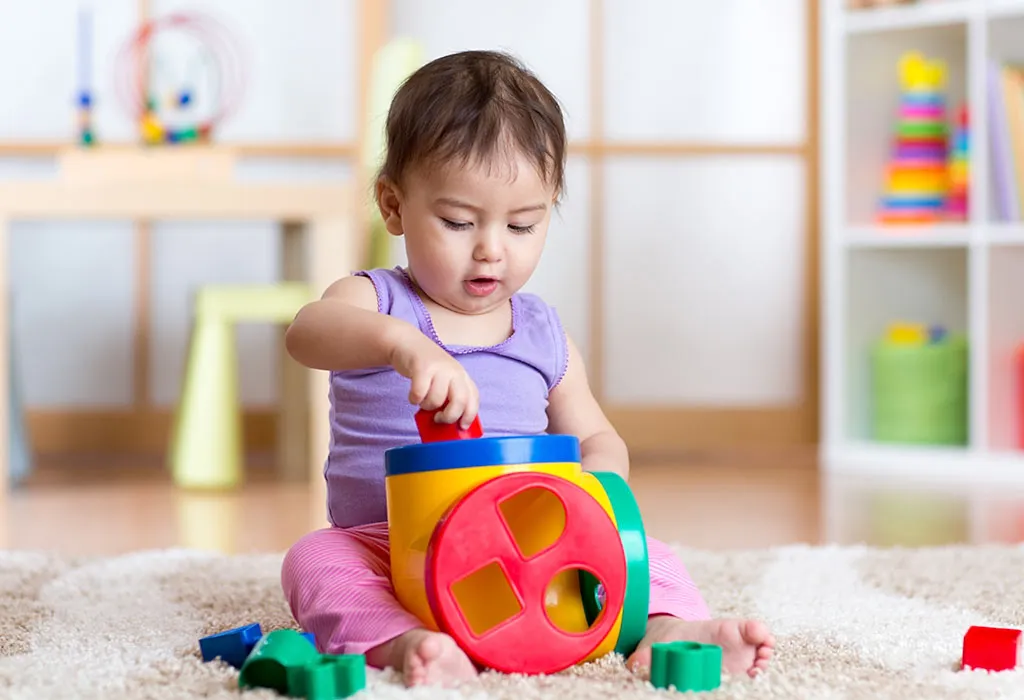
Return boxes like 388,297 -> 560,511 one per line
113,12 -> 246,146
385,408 -> 653,675
877,52 -> 951,225
76,7 -> 96,146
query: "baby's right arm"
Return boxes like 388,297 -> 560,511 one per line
285,275 -> 480,427
285,274 -> 417,371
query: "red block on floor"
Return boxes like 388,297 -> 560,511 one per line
962,625 -> 1022,672
415,408 -> 483,443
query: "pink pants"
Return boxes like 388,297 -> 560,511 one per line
281,523 -> 711,658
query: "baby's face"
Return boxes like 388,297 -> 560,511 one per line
395,149 -> 555,316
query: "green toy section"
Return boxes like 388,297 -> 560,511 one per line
870,322 -> 968,446
578,471 -> 650,658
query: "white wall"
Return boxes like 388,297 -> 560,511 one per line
2,0 -> 808,411
1,1 -> 356,408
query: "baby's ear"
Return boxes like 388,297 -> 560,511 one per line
375,177 -> 406,236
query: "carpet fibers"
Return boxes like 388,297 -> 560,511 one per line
1,544 -> 1023,699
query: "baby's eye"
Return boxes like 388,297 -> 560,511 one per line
440,217 -> 471,230
509,223 -> 536,234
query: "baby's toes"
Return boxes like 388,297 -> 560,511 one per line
626,646 -> 653,674
741,620 -> 772,645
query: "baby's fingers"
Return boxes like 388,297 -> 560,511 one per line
459,380 -> 480,429
407,370 -> 432,406
436,383 -> 469,425
420,375 -> 451,412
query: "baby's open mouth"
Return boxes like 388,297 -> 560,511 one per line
464,277 -> 499,296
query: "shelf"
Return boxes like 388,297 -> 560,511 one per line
986,245 -> 1024,451
825,441 -> 970,474
825,0 -> 1024,485
844,224 -> 972,247
983,15 -> 1024,223
824,441 -> 1024,485
987,0 -> 1024,19
844,23 -> 967,225
845,1 -> 971,34
843,247 -> 969,444
986,224 -> 1024,244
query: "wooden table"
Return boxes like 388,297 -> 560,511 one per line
0,147 -> 357,527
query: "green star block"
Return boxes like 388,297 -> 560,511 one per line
238,629 -> 366,699
650,640 -> 722,692
288,654 -> 367,700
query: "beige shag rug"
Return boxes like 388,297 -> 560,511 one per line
1,543 -> 1023,699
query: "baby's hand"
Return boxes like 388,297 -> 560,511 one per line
390,335 -> 480,428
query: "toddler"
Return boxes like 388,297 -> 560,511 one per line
281,49 -> 774,688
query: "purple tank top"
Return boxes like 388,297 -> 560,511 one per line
323,267 -> 569,528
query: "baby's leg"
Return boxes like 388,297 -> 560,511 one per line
280,523 -> 477,687
626,537 -> 775,678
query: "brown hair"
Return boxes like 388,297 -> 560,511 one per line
378,50 -> 567,199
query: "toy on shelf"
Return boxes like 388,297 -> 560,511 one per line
961,625 -> 1021,672
76,7 -> 96,146
877,52 -> 951,225
946,104 -> 969,221
871,321 -> 968,445
384,407 -> 656,675
1017,343 -> 1024,450
114,12 -> 246,146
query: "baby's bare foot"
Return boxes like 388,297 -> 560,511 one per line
627,615 -> 775,679
381,629 -> 478,687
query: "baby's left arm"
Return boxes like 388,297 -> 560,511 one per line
547,334 -> 630,480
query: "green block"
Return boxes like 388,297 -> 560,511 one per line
239,629 -> 366,699
650,641 -> 722,692
288,654 -> 367,700
239,629 -> 319,692
870,334 -> 968,445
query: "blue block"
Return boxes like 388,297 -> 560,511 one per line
301,631 -> 316,648
200,623 -> 263,669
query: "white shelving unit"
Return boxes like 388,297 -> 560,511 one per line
822,0 -> 1024,484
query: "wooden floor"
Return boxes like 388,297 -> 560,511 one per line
2,448 -> 1022,556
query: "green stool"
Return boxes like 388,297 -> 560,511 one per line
170,283 -> 313,490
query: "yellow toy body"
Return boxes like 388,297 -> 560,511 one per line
386,458 -> 622,664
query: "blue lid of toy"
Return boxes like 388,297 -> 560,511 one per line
384,434 -> 580,476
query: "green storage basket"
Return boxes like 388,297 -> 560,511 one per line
870,333 -> 968,445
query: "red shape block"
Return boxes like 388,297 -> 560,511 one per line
962,625 -> 1022,672
424,472 -> 627,675
415,409 -> 483,443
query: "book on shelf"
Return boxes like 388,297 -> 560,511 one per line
988,60 -> 1024,221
